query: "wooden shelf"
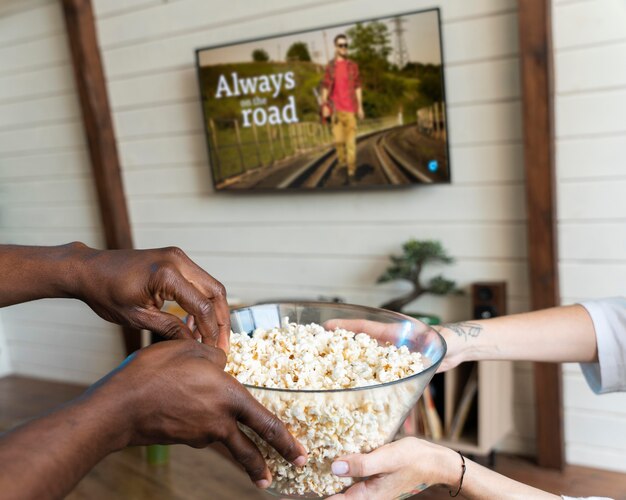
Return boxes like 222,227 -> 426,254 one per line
405,359 -> 514,456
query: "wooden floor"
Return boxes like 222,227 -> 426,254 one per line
1,375 -> 625,500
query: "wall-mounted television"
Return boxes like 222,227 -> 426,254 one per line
196,8 -> 449,191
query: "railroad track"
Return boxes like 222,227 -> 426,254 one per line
275,124 -> 440,188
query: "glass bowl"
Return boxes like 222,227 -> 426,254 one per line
229,302 -> 446,499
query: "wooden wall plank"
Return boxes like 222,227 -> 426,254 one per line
553,0 -> 626,50
0,3 -> 63,46
0,33 -> 68,75
518,0 -> 563,469
100,9 -> 518,79
556,90 -> 626,138
557,136 -> 626,180
556,42 -> 626,94
61,0 -> 139,354
560,179 -> 626,220
125,184 -> 527,224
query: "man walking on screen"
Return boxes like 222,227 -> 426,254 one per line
321,34 -> 365,183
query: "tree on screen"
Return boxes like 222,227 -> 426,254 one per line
417,68 -> 443,104
286,42 -> 312,62
347,22 -> 391,69
252,49 -> 270,62
347,21 -> 391,92
345,22 -> 395,117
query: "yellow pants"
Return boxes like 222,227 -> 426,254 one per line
332,111 -> 357,175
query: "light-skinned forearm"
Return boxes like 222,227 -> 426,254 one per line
0,242 -> 89,307
437,446 -> 559,500
0,386 -> 130,500
356,88 -> 363,108
329,437 -> 562,499
437,304 -> 598,366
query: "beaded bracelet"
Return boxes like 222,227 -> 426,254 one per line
449,451 -> 466,497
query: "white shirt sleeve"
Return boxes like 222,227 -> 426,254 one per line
562,496 -> 614,500
578,297 -> 626,394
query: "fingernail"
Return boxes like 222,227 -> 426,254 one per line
293,455 -> 307,467
331,461 -> 349,475
255,479 -> 270,489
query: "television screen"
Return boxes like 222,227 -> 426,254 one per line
196,8 -> 449,191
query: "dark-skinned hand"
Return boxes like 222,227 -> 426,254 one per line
89,340 -> 308,488
73,245 -> 230,351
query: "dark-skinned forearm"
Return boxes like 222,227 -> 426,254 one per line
0,242 -> 92,307
0,387 -> 130,500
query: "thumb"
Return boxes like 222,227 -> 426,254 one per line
332,442 -> 406,479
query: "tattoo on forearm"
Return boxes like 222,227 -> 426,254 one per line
443,322 -> 483,341
396,484 -> 428,499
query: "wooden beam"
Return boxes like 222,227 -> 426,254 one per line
61,0 -> 141,355
517,0 -> 564,469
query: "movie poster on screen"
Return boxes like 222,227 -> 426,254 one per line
196,8 -> 450,191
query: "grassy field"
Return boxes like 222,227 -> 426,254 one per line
208,121 -> 333,181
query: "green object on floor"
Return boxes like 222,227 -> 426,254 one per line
147,445 -> 169,465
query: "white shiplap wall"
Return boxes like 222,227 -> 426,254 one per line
0,0 -> 125,383
553,0 -> 626,473
97,0 -> 528,312
1,0 -> 624,475
1,0 -> 535,453
91,0 -> 535,455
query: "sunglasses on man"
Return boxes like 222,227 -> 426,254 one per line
336,43 -> 348,48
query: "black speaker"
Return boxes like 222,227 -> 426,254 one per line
471,281 -> 507,319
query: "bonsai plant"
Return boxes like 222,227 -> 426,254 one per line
378,239 -> 463,317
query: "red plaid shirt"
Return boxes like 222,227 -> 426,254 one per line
321,58 -> 361,113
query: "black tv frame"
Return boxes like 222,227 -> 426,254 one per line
195,7 -> 450,193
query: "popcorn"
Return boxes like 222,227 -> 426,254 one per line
225,321 -> 426,498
